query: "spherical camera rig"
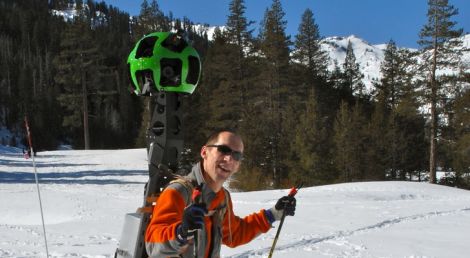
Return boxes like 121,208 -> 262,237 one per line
116,31 -> 201,258
127,31 -> 201,95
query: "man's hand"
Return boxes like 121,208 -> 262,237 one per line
268,196 -> 297,222
275,196 -> 296,216
177,203 -> 207,241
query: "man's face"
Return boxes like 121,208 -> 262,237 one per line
201,132 -> 244,187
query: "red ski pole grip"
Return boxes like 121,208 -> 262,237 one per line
288,187 -> 298,197
192,188 -> 202,203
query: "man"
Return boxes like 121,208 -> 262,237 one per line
145,129 -> 296,258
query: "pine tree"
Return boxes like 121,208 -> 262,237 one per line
89,7 -> 134,148
225,0 -> 254,109
350,102 -> 368,180
418,0 -> 463,183
133,0 -> 168,39
288,89 -> 331,185
293,8 -> 336,133
391,61 -> 428,181
225,1 -> 272,188
53,18 -> 106,149
293,8 -> 329,81
328,60 -> 353,103
333,100 -> 369,182
108,8 -> 141,148
226,0 -> 254,47
1,0 -> 139,150
377,40 -> 400,108
258,0 -> 291,188
196,30 -> 236,129
452,89 -> 470,188
343,41 -> 365,97
371,41 -> 410,179
333,101 -> 353,182
0,34 -> 14,128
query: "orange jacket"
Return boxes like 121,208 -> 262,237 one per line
145,162 -> 272,258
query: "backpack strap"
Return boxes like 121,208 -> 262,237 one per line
210,188 -> 232,245
138,176 -> 194,215
222,189 -> 232,245
169,176 -> 196,205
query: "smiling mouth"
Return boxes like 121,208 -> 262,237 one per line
218,164 -> 231,173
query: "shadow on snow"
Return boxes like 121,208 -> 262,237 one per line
0,169 -> 147,185
0,158 -> 96,168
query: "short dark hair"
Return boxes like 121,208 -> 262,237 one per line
205,128 -> 240,145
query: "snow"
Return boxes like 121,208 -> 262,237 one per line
191,24 -> 227,41
1,146 -> 470,257
321,35 -> 385,93
320,34 -> 470,94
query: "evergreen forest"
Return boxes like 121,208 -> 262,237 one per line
0,0 -> 469,190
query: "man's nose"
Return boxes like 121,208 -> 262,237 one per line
222,153 -> 234,162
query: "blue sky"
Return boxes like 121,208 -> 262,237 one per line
105,0 -> 470,48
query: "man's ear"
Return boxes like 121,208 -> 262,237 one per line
200,146 -> 207,159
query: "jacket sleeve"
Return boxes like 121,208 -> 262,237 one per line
145,185 -> 190,257
221,192 -> 272,248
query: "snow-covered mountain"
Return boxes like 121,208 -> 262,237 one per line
320,35 -> 386,91
319,34 -> 470,93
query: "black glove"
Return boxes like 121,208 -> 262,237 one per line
177,203 -> 207,240
275,196 -> 296,216
268,196 -> 296,221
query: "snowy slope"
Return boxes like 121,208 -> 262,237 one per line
1,146 -> 470,257
320,34 -> 470,94
0,147 -> 148,257
320,35 -> 386,92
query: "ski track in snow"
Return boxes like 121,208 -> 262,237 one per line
227,207 -> 470,258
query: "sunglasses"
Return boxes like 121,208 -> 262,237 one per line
206,144 -> 244,161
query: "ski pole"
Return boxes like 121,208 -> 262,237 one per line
25,116 -> 50,257
268,183 -> 302,258
191,183 -> 203,258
